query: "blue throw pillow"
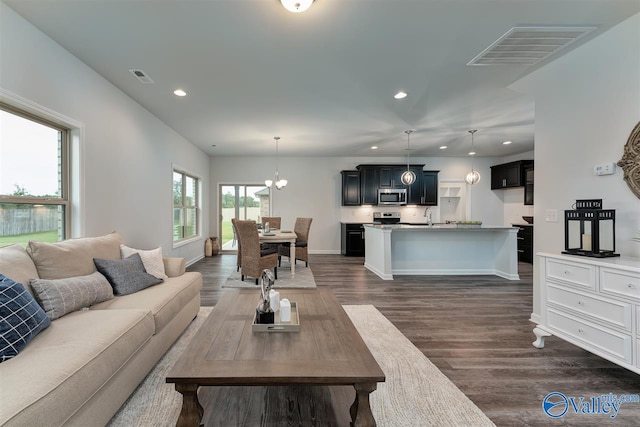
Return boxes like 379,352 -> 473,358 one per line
1,274 -> 51,363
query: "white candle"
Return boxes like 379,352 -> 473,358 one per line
582,234 -> 592,251
280,299 -> 291,322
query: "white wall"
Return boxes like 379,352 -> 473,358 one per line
209,155 -> 509,253
1,3 -> 209,265
511,13 -> 640,318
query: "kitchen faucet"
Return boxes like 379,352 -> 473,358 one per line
423,207 -> 432,226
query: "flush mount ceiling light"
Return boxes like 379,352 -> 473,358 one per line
400,130 -> 416,186
265,136 -> 287,190
371,146 -> 378,150
394,91 -> 408,99
440,146 -> 447,150
280,0 -> 314,13
503,140 -> 512,145
465,129 -> 481,185
173,89 -> 187,97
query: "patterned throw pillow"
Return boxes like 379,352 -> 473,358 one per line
119,245 -> 168,279
0,274 -> 51,363
30,271 -> 114,320
94,253 -> 163,296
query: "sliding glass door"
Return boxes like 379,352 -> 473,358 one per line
219,184 -> 269,251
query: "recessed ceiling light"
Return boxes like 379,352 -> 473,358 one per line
174,89 -> 187,97
469,151 -> 476,156
394,91 -> 407,99
371,146 -> 378,150
439,146 -> 447,150
503,140 -> 512,145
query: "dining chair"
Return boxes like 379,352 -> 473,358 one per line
278,217 -> 312,268
235,219 -> 278,284
231,218 -> 241,272
261,217 -> 282,230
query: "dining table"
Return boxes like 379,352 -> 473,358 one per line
259,229 -> 298,275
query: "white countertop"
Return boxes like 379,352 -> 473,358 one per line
364,224 -> 517,231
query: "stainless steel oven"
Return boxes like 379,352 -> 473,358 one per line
377,188 -> 407,205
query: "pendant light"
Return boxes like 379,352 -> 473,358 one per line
465,129 -> 481,185
400,130 -> 416,185
280,0 -> 314,13
265,136 -> 288,190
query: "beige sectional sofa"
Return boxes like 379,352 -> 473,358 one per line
0,233 -> 202,426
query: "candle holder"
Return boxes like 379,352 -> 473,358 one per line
562,199 -> 619,258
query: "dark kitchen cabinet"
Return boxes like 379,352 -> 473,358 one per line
378,167 -> 393,188
341,170 -> 360,206
359,166 -> 379,205
341,223 -> 366,256
514,224 -> 533,263
491,161 -> 522,189
524,162 -> 534,205
343,164 -> 433,206
421,171 -> 439,205
490,160 -> 533,190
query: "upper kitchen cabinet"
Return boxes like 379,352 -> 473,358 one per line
523,162 -> 534,205
359,166 -> 379,205
343,164 -> 431,206
421,171 -> 439,206
490,160 -> 533,190
341,170 -> 360,206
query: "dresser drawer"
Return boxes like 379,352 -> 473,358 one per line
600,268 -> 640,302
637,307 -> 640,337
547,284 -> 632,331
548,308 -> 632,364
546,258 -> 596,290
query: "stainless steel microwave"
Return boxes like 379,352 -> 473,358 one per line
377,188 -> 407,205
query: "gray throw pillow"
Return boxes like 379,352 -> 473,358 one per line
30,271 -> 114,320
94,253 -> 163,296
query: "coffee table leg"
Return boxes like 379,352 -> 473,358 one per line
175,384 -> 203,427
350,382 -> 377,427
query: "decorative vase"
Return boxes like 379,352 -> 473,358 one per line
210,237 -> 220,255
204,238 -> 213,257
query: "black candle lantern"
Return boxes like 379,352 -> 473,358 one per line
563,199 -> 619,258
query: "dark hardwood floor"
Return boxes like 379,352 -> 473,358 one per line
188,254 -> 640,426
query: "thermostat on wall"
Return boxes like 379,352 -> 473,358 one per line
593,163 -> 616,176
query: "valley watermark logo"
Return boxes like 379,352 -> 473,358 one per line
543,392 -> 640,419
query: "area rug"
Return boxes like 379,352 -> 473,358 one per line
108,306 -> 494,427
222,258 -> 316,288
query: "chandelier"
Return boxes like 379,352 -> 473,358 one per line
400,130 -> 417,185
265,136 -> 288,190
465,129 -> 481,185
280,0 -> 314,13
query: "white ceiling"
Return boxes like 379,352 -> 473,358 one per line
5,0 -> 639,157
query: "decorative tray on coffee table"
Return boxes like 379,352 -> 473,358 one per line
252,302 -> 300,333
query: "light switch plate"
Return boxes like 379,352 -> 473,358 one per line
545,209 -> 558,222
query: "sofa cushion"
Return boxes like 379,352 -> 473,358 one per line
29,272 -> 114,320
27,232 -> 123,280
90,272 -> 202,333
0,244 -> 39,295
0,275 -> 51,362
0,308 -> 154,426
94,253 -> 163,296
120,244 -> 168,279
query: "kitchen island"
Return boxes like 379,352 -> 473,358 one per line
364,224 -> 520,280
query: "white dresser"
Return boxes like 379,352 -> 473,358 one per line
533,253 -> 640,374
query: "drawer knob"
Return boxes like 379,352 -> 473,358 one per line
628,284 -> 636,289
577,300 -> 585,306
564,270 -> 571,275
577,328 -> 585,334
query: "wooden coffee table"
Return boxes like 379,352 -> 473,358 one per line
166,289 -> 385,426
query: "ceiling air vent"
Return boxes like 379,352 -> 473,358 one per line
467,26 -> 597,66
129,69 -> 155,83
